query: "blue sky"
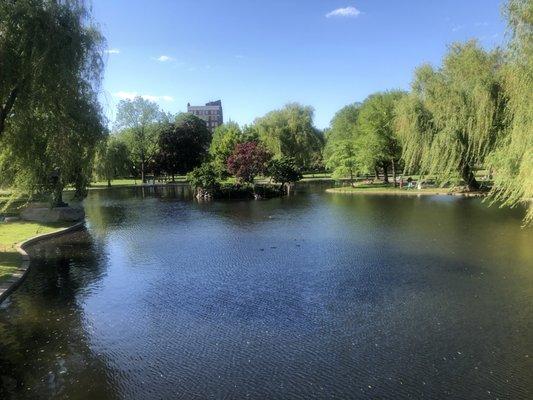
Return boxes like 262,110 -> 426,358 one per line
93,0 -> 506,129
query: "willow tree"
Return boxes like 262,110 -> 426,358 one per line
94,136 -> 131,187
323,104 -> 361,182
488,0 -> 533,223
358,91 -> 407,184
253,103 -> 324,170
396,41 -> 507,191
0,0 -> 106,204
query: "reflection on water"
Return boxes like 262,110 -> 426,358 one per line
1,184 -> 532,399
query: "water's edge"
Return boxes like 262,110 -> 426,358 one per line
0,221 -> 85,304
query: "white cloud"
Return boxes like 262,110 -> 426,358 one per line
235,54 -> 245,59
155,55 -> 174,62
326,6 -> 361,18
105,48 -> 120,54
113,92 -> 174,102
475,21 -> 489,27
452,25 -> 464,32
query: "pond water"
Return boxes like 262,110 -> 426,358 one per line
0,184 -> 532,399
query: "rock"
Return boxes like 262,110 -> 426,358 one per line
3,217 -> 20,223
21,205 -> 85,223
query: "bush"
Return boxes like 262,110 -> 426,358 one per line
186,163 -> 220,191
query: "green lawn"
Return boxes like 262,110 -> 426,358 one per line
0,221 -> 68,283
326,182 -> 452,196
89,177 -> 188,188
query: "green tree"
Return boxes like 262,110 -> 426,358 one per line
94,136 -> 131,187
358,91 -> 406,184
156,113 -> 211,179
253,103 -> 324,170
209,121 -> 243,176
0,0 -> 106,205
488,0 -> 533,224
187,162 -> 220,193
115,97 -> 166,183
267,157 -> 303,192
325,140 -> 360,184
396,41 -> 506,191
323,104 -> 361,183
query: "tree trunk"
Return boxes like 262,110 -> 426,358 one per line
107,179 -> 111,188
461,164 -> 480,191
0,86 -> 18,138
349,170 -> 354,187
391,159 -> 397,187
382,164 -> 389,184
141,161 -> 146,183
374,167 -> 380,181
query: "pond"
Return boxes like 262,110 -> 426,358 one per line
1,184 -> 532,399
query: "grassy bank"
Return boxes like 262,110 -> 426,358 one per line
0,222 -> 68,283
326,183 -> 452,196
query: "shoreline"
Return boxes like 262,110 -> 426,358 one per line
0,221 -> 85,304
326,187 -> 486,197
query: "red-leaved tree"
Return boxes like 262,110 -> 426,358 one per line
227,141 -> 272,184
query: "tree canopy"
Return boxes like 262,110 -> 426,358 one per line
253,103 -> 324,170
227,142 -> 272,184
323,104 -> 361,182
209,121 -> 243,176
156,113 -> 212,178
396,42 -> 506,190
267,157 -> 303,192
487,0 -> 533,223
115,97 -> 167,182
94,136 -> 131,187
0,0 -> 106,204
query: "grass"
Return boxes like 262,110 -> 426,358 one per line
0,221 -> 68,283
326,182 -> 453,196
89,177 -> 188,188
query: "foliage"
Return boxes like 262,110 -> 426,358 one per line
94,136 -> 131,186
209,121 -> 243,176
267,157 -> 303,190
156,113 -> 211,178
0,0 -> 106,204
396,41 -> 507,191
186,163 -> 220,191
323,104 -> 362,181
253,103 -> 324,170
325,140 -> 360,182
227,142 -> 272,184
488,0 -> 533,223
357,91 -> 406,183
115,97 -> 167,182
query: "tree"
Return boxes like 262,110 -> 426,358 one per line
488,0 -> 533,224
115,97 -> 166,183
323,104 -> 361,183
0,0 -> 107,205
227,142 -> 272,185
209,121 -> 243,176
94,136 -> 131,187
253,103 -> 324,170
396,41 -> 506,191
187,162 -> 220,193
325,140 -> 360,184
156,113 -> 211,180
267,157 -> 303,193
357,91 -> 406,185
